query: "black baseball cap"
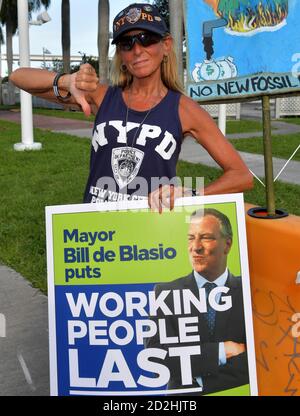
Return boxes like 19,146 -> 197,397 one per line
112,3 -> 168,44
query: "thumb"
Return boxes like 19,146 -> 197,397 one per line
76,95 -> 91,117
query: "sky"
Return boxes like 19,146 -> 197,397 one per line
1,0 -> 151,76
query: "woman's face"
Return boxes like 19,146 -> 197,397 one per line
118,30 -> 172,80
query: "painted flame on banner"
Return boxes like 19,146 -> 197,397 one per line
204,0 -> 288,35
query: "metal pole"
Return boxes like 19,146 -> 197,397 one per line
169,0 -> 184,86
218,103 -> 226,135
262,95 -> 275,215
14,0 -> 42,151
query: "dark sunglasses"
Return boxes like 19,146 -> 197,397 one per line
117,32 -> 163,51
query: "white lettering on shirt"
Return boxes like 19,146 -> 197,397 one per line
92,121 -> 178,161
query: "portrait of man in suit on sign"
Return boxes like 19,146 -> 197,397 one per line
146,208 -> 249,395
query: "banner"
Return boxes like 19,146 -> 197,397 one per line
184,0 -> 300,101
46,194 -> 257,396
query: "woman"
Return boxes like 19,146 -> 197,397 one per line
10,3 -> 252,210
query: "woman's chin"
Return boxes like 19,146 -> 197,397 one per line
132,68 -> 160,80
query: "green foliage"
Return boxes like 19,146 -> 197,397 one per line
177,160 -> 300,216
152,0 -> 170,29
32,107 -> 94,122
43,54 -> 99,74
28,0 -> 51,10
226,119 -> 263,134
70,55 -> 99,74
152,0 -> 186,40
229,133 -> 300,161
0,0 -> 51,35
0,120 -> 89,292
41,57 -> 63,72
280,117 -> 300,126
0,25 -> 4,44
0,1 -> 19,34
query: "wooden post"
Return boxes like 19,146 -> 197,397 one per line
262,95 -> 276,216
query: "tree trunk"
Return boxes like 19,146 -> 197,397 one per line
6,13 -> 15,105
98,0 -> 109,83
169,0 -> 184,86
61,0 -> 70,73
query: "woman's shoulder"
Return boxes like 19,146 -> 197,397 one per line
178,94 -> 209,121
178,94 -> 216,136
179,93 -> 201,109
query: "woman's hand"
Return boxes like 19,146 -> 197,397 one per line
148,185 -> 194,213
67,64 -> 99,116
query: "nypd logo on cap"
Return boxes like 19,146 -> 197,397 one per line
126,8 -> 142,24
112,3 -> 168,44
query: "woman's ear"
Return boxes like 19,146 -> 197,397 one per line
162,35 -> 173,54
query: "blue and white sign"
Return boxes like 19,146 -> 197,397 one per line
46,196 -> 258,396
184,0 -> 300,101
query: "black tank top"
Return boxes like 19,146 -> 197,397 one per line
84,86 -> 183,203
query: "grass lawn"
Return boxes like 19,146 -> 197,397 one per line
0,104 -> 94,122
32,109 -> 265,134
0,104 -> 20,111
33,110 -> 265,134
1,104 -> 265,132
225,119 -> 263,134
280,117 -> 300,125
177,161 -> 300,217
229,133 -> 300,161
0,120 -> 90,292
32,107 -> 94,122
0,119 -> 299,293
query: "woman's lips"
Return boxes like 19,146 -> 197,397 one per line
133,60 -> 148,67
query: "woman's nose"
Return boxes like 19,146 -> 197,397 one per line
131,40 -> 143,54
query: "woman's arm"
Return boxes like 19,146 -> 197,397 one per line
179,95 -> 253,195
9,64 -> 108,116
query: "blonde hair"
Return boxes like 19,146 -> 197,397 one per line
110,35 -> 184,94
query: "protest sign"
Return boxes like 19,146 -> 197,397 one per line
46,194 -> 257,396
184,0 -> 300,101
